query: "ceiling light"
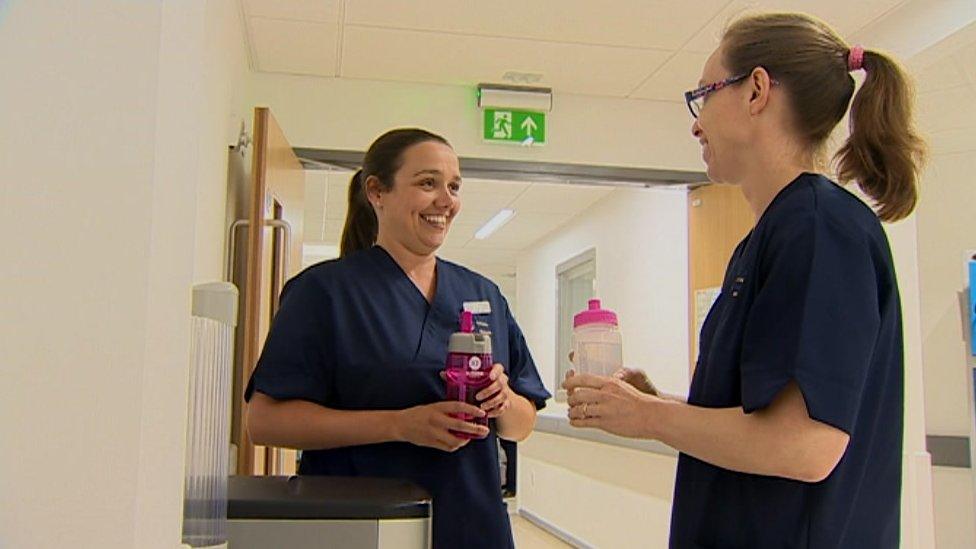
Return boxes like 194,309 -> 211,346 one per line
475,209 -> 516,240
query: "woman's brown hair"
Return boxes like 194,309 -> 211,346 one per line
722,12 -> 926,221
340,128 -> 451,256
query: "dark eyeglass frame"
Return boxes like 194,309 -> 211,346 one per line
684,72 -> 779,119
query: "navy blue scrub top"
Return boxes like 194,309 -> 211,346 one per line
671,174 -> 904,548
245,246 -> 550,549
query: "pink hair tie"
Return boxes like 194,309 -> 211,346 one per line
848,45 -> 865,72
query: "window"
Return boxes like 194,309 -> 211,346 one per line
555,249 -> 596,400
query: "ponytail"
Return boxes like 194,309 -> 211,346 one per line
834,50 -> 926,222
721,13 -> 926,222
339,169 -> 378,257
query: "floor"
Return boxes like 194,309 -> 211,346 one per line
510,514 -> 573,548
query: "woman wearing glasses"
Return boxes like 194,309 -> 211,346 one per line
564,12 -> 924,548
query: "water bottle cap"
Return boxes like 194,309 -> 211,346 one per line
459,310 -> 474,333
573,298 -> 618,328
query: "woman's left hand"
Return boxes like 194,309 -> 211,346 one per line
563,372 -> 662,439
476,363 -> 514,418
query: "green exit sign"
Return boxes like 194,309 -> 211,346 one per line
483,109 -> 546,145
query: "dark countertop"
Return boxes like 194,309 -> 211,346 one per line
227,475 -> 432,520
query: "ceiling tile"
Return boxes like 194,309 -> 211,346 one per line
242,0 -> 340,22
684,1 -> 908,54
455,179 -> 529,225
442,222 -> 479,248
913,56 -> 970,95
511,183 -> 612,214
344,0 -> 727,51
452,208 -> 505,229
957,42 -> 976,89
248,17 -> 338,75
340,26 -> 673,97
460,179 -> 530,207
916,86 -> 976,134
465,211 -> 574,249
629,50 -> 711,101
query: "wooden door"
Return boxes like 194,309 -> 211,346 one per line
237,107 -> 305,475
687,184 -> 753,375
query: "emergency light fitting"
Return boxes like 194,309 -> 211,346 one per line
477,83 -> 552,112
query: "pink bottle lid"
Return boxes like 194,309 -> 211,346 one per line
573,299 -> 618,328
460,310 -> 474,333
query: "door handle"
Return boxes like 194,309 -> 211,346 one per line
225,219 -> 292,283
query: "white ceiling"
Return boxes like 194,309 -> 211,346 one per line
267,0 -> 913,280
241,0 -> 907,101
303,170 -> 614,279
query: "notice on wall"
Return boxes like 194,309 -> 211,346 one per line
694,287 -> 722,337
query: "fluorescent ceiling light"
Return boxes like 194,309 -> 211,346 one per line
475,209 -> 516,240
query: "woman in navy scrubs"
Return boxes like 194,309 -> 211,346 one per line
246,128 -> 550,548
564,13 -> 925,548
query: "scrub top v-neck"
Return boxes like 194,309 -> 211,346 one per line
246,245 -> 550,549
670,173 -> 904,548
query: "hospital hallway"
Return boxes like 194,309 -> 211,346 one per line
4,1 -> 976,548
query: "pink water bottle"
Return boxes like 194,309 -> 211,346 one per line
444,311 -> 492,439
572,299 -> 622,376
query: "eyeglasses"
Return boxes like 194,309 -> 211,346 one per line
683,72 -> 778,119
683,73 -> 749,119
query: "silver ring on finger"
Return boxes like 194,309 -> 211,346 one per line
581,402 -> 589,418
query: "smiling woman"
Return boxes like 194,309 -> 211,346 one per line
244,128 -> 550,548
566,11 -> 926,549
340,128 -> 455,258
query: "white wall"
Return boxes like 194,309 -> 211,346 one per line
914,29 -> 976,438
246,72 -> 702,171
193,0 -> 252,283
513,187 -> 687,545
516,187 -> 689,396
0,2 -> 248,547
884,215 -> 937,549
520,433 -> 678,548
911,23 -> 976,548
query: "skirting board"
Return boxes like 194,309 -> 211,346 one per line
519,508 -> 594,549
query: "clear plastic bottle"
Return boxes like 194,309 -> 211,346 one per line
444,311 -> 492,439
572,298 -> 622,376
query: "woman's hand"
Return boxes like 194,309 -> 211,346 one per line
562,373 -> 664,439
612,367 -> 659,396
395,401 -> 489,452
476,363 -> 514,418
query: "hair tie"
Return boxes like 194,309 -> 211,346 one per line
848,45 -> 865,72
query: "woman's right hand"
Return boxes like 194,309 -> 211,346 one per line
395,401 -> 489,452
567,352 -> 657,396
613,368 -> 659,396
